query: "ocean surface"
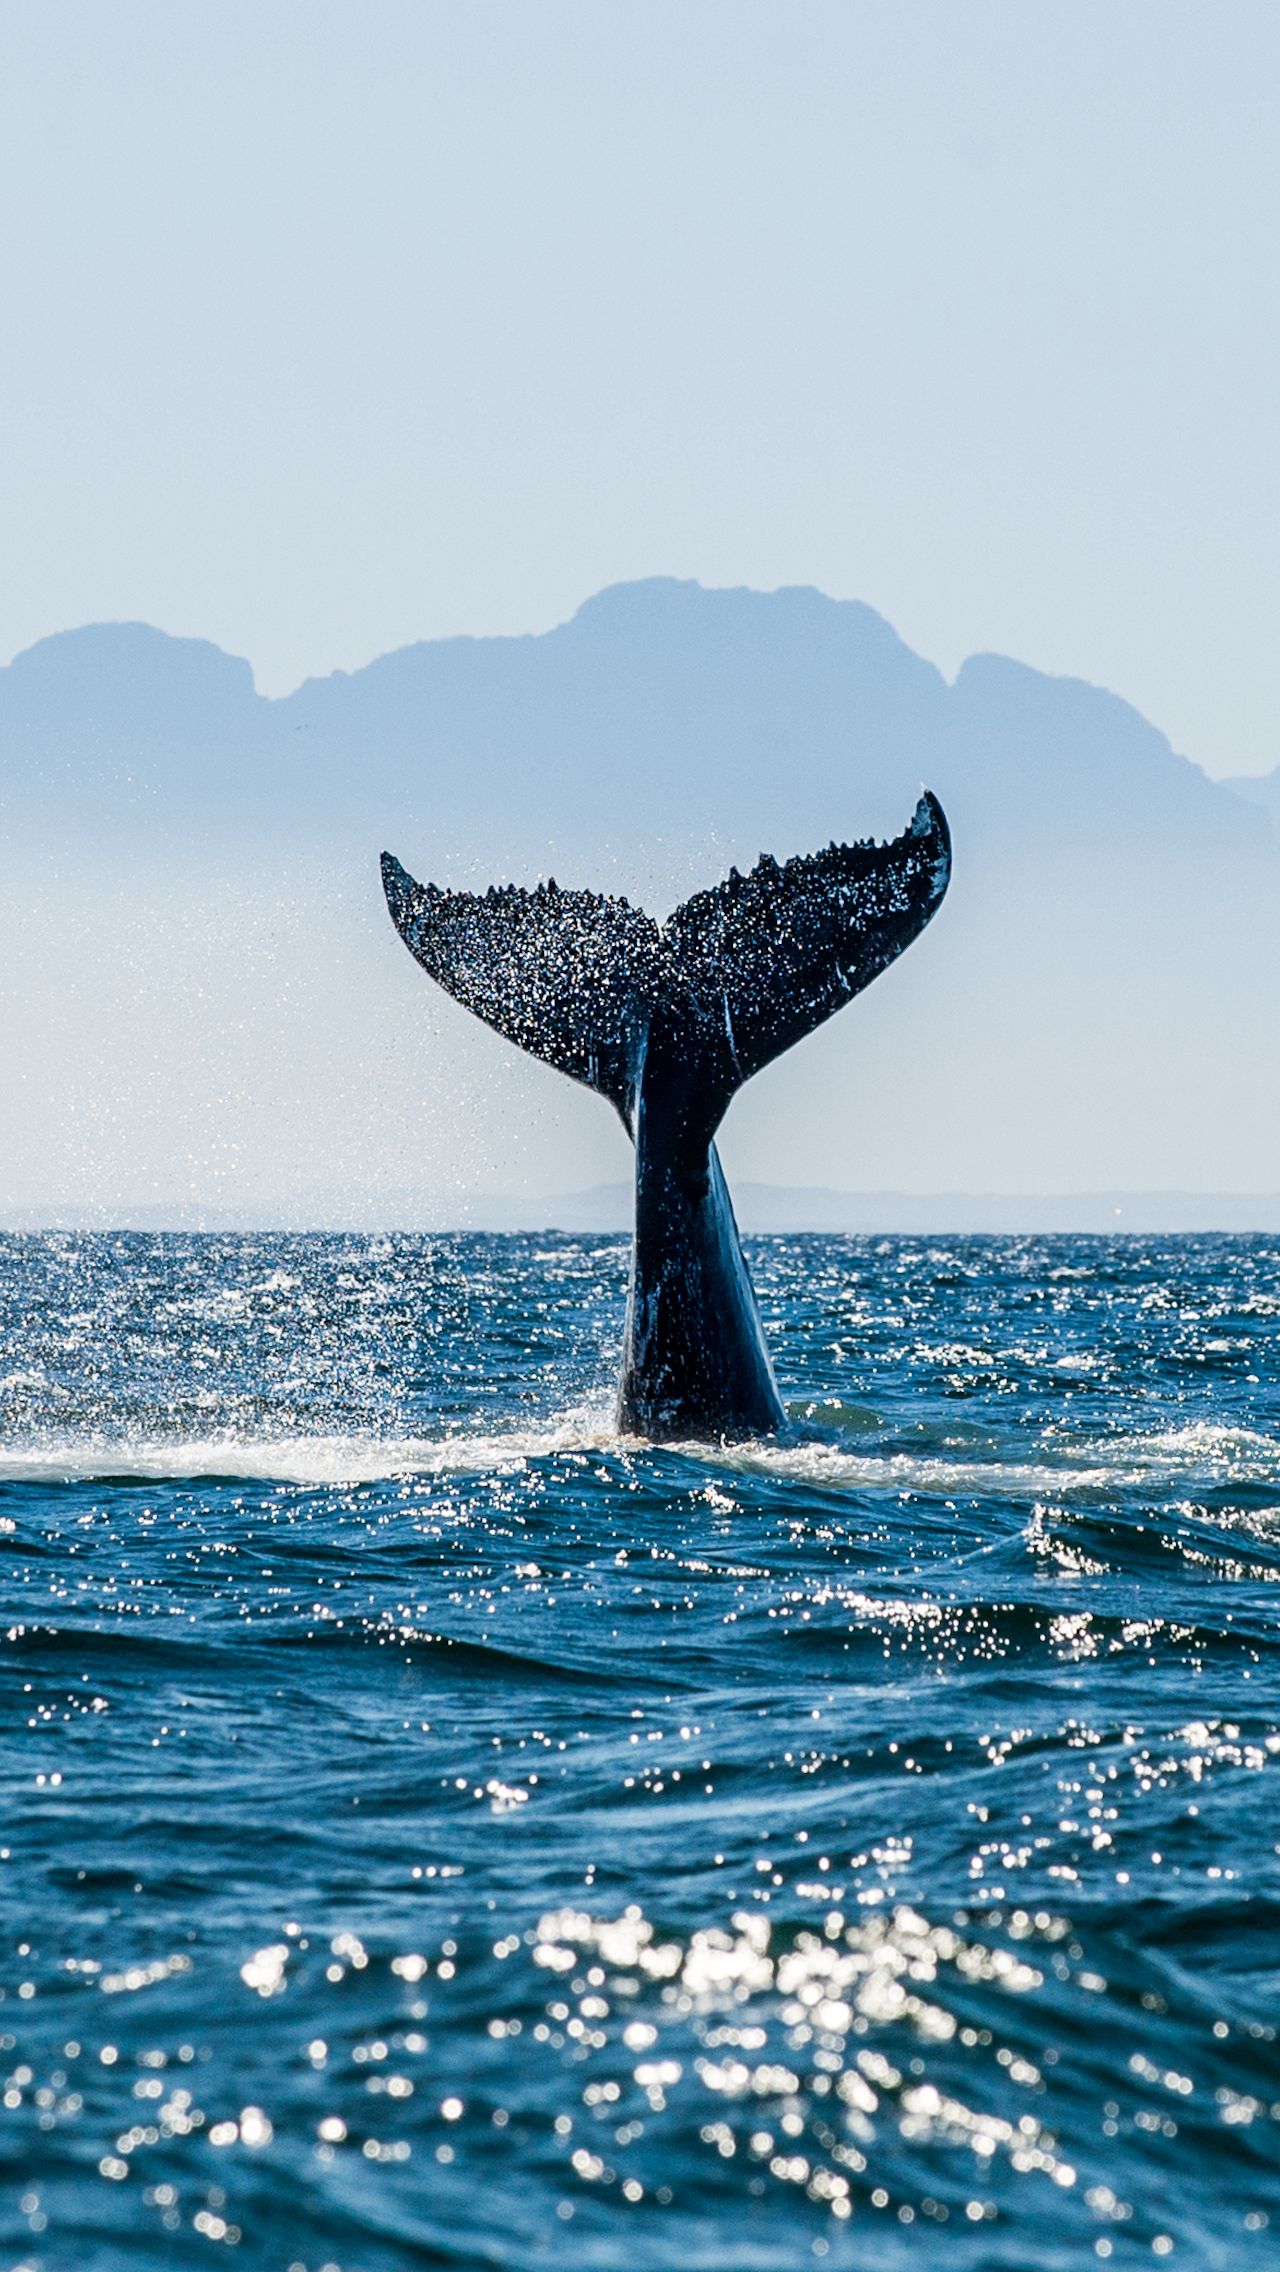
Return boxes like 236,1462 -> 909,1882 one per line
1,1230 -> 1278,2271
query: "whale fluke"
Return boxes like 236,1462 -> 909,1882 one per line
382,793 -> 951,1437
382,793 -> 949,1138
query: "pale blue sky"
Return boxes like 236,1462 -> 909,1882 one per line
1,1 -> 1276,771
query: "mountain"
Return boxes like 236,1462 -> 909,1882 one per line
2,579 -> 1277,1220
1224,768 -> 1280,828
3,578 -> 1265,878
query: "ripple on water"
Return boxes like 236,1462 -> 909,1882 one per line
1,1229 -> 1279,2268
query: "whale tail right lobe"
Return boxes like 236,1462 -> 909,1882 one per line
381,791 -> 951,1133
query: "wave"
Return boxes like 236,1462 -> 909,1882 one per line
3,1409 -> 1278,1499
0,1415 -> 618,1487
674,1421 -> 1280,1506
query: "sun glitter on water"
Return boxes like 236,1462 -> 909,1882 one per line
1,1229 -> 1278,2267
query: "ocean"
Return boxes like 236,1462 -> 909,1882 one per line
1,1229 -> 1277,2269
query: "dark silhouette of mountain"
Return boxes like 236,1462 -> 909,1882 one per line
2,620 -> 257,733
2,578 -> 1276,1217
3,578 -> 1267,877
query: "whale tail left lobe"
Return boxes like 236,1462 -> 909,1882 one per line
380,855 -> 661,1126
381,791 -> 950,1132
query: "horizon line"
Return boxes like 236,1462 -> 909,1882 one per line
7,1186 -> 1280,1238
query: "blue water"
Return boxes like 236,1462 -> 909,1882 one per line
2,1231 -> 1279,2270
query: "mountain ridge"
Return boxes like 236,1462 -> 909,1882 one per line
2,575 -> 1277,1213
2,577 -> 1269,873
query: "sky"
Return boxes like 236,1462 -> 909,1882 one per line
0,1 -> 1277,776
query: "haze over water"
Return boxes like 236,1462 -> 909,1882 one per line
2,1229 -> 1277,2267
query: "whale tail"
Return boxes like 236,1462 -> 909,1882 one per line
381,791 -> 951,1132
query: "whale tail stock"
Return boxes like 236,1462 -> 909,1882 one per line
380,790 -> 951,1140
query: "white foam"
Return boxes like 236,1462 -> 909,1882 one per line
686,1437 -> 1119,1503
1,1414 -> 1275,1497
0,1426 -> 1101,1503
670,1415 -> 1280,1501
1137,1421 -> 1280,1462
0,1414 -> 618,1488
